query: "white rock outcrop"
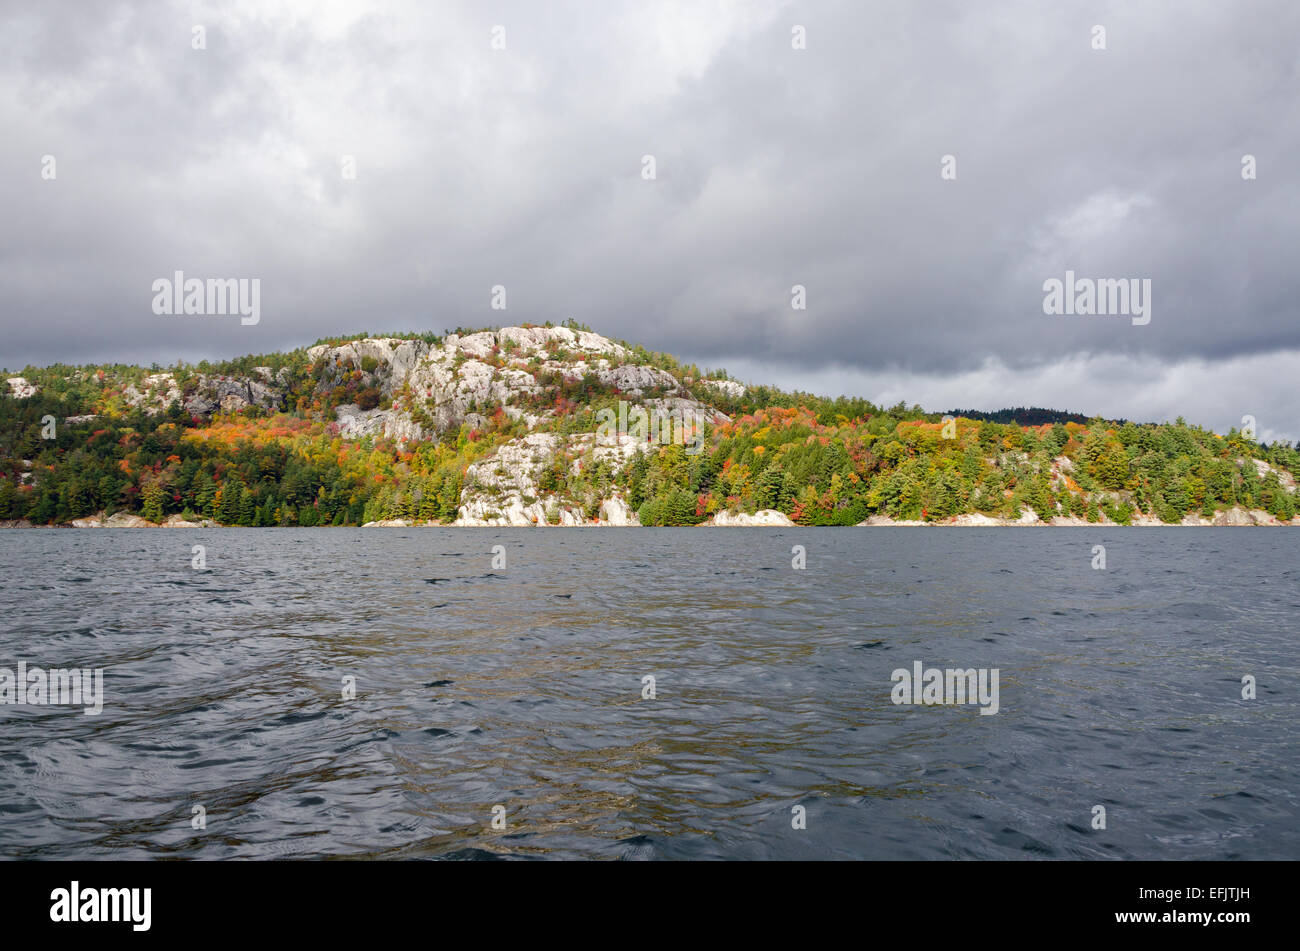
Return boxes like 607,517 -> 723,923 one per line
6,377 -> 36,398
161,515 -> 216,527
596,364 -> 679,396
698,379 -> 746,400
707,509 -> 795,527
307,328 -> 641,444
1246,458 -> 1296,494
331,404 -> 422,444
303,329 -> 731,468
183,375 -> 285,416
598,495 -> 641,526
953,513 -> 1004,526
123,373 -> 182,413
69,511 -> 154,527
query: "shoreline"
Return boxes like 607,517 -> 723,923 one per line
3,505 -> 1296,530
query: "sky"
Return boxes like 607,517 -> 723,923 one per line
2,0 -> 1297,441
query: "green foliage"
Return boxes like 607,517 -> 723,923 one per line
5,335 -> 1300,529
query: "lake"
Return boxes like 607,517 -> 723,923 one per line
0,527 -> 1295,859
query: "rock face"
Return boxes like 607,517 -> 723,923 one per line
114,370 -> 287,417
1212,507 -> 1254,526
161,515 -> 216,527
452,431 -> 587,526
303,326 -> 738,452
107,512 -> 150,527
455,496 -> 548,527
307,338 -> 430,390
598,495 -> 641,526
460,432 -> 559,510
310,332 -> 565,446
595,364 -> 679,396
860,511 -> 1112,526
6,377 -> 36,398
68,511 -> 154,527
392,331 -> 731,523
332,404 -> 424,443
954,513 -> 1005,526
1047,455 -> 1076,491
450,429 -> 648,526
1246,458 -> 1297,494
698,379 -> 746,400
184,375 -> 285,415
708,509 -> 795,527
124,373 -> 182,413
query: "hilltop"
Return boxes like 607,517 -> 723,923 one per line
2,323 -> 1297,527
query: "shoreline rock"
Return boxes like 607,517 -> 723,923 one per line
706,509 -> 796,527
161,514 -> 218,527
854,508 -> 1298,526
51,511 -> 219,528
12,503 -> 1300,529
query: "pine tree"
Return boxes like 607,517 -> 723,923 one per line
238,487 -> 256,525
141,480 -> 166,523
195,472 -> 216,517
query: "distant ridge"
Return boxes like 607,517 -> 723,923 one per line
944,407 -> 1106,427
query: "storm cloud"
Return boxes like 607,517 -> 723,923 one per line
2,0 -> 1297,439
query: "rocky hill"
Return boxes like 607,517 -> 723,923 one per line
2,324 -> 1298,527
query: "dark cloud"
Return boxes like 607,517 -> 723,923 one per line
2,0 -> 1297,438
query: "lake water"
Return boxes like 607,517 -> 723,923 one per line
0,528 -> 1296,860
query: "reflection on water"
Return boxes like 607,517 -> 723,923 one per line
0,527 -> 1296,859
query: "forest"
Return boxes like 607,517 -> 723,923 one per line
3,328 -> 1297,527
